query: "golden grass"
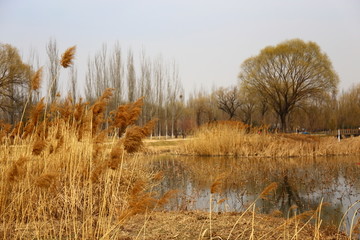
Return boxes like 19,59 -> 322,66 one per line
183,121 -> 360,157
0,90 -> 165,239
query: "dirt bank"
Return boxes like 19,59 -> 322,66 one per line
116,211 -> 348,240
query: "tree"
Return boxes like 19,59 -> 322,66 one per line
239,39 -> 339,131
216,86 -> 241,120
46,39 -> 60,103
127,49 -> 136,103
0,44 -> 31,123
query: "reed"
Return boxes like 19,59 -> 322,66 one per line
183,121 -> 360,157
0,89 -> 161,239
60,46 -> 76,68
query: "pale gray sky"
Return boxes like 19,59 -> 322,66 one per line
1,0 -> 359,96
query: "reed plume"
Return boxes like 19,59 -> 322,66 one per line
118,180 -> 176,223
35,172 -> 58,188
122,119 -> 156,153
7,156 -> 29,182
0,120 -> 11,141
110,97 -> 144,137
211,174 -> 226,194
30,67 -> 43,91
60,46 -> 76,68
32,138 -> 47,155
108,143 -> 123,170
91,88 -> 114,136
260,182 -> 278,200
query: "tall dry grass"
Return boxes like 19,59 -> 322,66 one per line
183,121 -> 360,157
0,89 -> 169,239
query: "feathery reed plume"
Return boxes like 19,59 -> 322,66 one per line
94,130 -> 107,143
92,144 -> 103,161
60,45 -> 76,68
32,138 -> 47,155
0,120 -> 11,141
30,67 -> 43,91
211,174 -> 226,194
57,95 -> 74,123
152,172 -> 164,181
122,119 -> 156,153
108,143 -> 123,170
110,97 -> 144,136
260,182 -> 278,200
35,172 -> 58,188
123,126 -> 144,153
91,162 -> 107,183
7,156 -> 29,182
157,189 -> 178,206
118,181 -> 157,222
74,98 -> 85,122
91,88 -> 114,136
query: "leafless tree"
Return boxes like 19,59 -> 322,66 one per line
46,39 -> 60,103
216,86 -> 241,120
127,49 -> 136,103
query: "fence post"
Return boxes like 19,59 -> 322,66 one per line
338,129 -> 341,142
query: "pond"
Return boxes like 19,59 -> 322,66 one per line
147,155 -> 360,234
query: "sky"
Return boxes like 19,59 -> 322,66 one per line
1,0 -> 360,97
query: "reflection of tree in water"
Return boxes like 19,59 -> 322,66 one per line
145,155 -> 360,230
276,175 -> 304,213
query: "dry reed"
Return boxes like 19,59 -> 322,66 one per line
60,45 -> 76,68
183,121 -> 360,157
30,67 -> 43,91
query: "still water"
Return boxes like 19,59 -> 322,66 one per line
147,155 -> 360,233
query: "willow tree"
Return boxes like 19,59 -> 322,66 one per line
239,39 -> 338,131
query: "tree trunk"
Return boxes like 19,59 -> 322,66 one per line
280,113 -> 287,132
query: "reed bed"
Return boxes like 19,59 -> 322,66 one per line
0,89 -> 169,239
183,121 -> 360,157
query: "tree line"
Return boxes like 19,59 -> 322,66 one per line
1,39 -> 359,135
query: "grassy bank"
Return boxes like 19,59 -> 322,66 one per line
182,121 -> 360,157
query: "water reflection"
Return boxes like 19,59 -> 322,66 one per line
146,155 -> 360,233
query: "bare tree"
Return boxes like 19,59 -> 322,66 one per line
85,44 -> 109,102
46,39 -> 60,103
69,65 -> 77,102
109,43 -> 124,107
127,49 -> 136,103
216,86 -> 241,120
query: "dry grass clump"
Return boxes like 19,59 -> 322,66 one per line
183,121 -> 360,157
0,89 -> 164,239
